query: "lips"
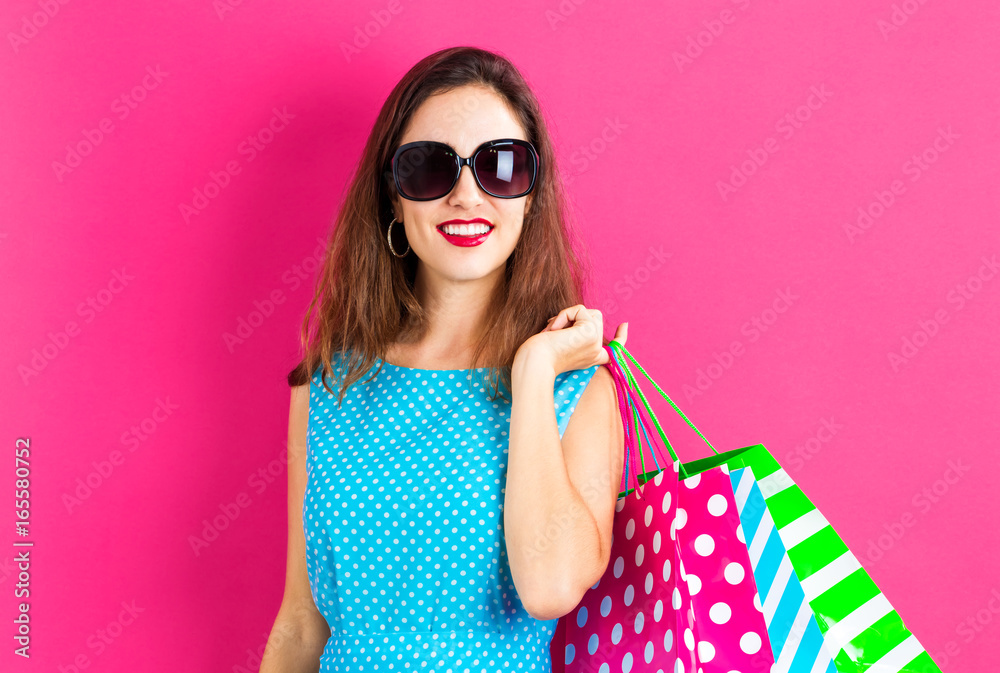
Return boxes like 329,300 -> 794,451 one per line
436,222 -> 494,247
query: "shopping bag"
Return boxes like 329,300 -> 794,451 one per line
552,340 -> 942,673
559,446 -> 776,673
557,341 -> 779,673
705,450 -> 941,673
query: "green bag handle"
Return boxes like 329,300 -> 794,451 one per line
606,339 -> 719,486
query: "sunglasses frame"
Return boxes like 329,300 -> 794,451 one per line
388,138 -> 540,201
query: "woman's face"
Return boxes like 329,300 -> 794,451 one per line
389,84 -> 533,287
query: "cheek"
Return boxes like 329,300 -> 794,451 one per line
498,222 -> 523,250
405,209 -> 437,239
499,209 -> 525,239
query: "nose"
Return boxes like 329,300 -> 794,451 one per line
447,163 -> 484,206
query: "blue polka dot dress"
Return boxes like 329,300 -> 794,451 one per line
303,350 -> 599,672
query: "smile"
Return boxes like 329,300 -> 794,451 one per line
436,222 -> 494,247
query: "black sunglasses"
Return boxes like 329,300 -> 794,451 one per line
388,138 -> 540,201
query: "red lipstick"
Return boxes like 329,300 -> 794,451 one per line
436,218 -> 494,247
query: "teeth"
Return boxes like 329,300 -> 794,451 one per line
441,223 -> 491,236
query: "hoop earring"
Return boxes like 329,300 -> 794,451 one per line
386,217 -> 410,258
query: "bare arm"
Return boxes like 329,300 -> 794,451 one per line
504,350 -> 624,620
260,384 -> 331,672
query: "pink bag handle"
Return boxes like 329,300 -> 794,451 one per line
602,340 -> 719,498
602,343 -> 673,498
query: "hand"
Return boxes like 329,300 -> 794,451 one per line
516,304 -> 629,375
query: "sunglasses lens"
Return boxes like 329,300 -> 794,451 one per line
395,144 -> 458,199
393,141 -> 537,199
474,143 -> 535,197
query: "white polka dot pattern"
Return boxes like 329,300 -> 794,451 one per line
674,467 -> 775,671
303,351 -> 599,671
562,463 -> 775,672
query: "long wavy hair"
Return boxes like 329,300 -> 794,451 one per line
287,45 -> 598,406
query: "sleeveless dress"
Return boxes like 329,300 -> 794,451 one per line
303,351 -> 600,672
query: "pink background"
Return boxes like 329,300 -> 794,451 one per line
2,0 -> 998,670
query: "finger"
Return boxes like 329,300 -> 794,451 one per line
551,304 -> 590,331
606,323 -> 627,351
614,321 -> 628,346
549,307 -> 572,331
576,310 -> 603,348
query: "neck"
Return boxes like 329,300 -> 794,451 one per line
403,262 -> 503,357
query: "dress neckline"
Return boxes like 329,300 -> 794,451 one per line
374,356 -> 491,373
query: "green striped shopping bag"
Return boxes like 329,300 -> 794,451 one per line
603,340 -> 942,673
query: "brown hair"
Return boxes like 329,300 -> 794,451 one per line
287,45 -> 597,406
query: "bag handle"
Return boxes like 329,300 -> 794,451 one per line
602,340 -> 719,493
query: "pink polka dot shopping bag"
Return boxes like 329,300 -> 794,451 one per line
550,340 -> 941,673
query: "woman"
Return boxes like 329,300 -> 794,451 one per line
261,46 -> 627,672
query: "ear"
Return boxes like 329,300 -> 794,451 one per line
387,189 -> 403,222
383,169 -> 402,221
